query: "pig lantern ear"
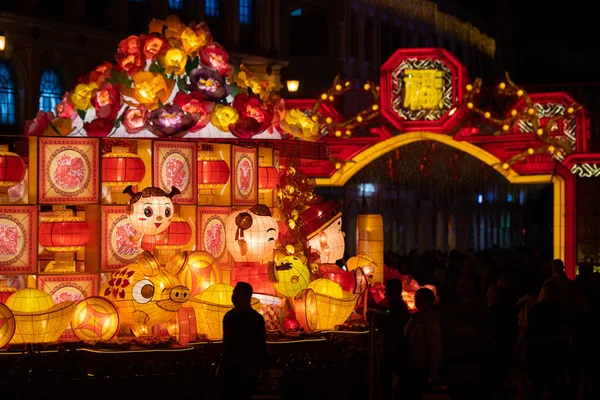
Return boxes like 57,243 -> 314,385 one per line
137,251 -> 160,277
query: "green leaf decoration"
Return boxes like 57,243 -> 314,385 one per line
177,78 -> 190,94
185,56 -> 199,75
78,109 -> 86,121
149,62 -> 165,74
230,84 -> 239,98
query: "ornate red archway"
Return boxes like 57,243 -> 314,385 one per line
288,48 -> 599,278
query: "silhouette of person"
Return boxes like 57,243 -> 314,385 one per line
219,282 -> 267,400
373,278 -> 411,399
541,259 -> 574,312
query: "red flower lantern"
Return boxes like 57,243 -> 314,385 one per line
0,145 -> 26,202
39,216 -> 91,272
101,146 -> 146,188
258,165 -> 279,192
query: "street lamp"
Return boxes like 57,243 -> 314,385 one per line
286,80 -> 299,93
0,32 -> 5,51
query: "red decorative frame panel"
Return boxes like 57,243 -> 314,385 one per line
38,274 -> 99,304
153,141 -> 196,204
231,145 -> 257,206
197,206 -> 231,270
0,206 -> 36,274
101,206 -> 140,271
39,137 -> 99,204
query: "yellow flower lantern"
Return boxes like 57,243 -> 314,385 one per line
273,256 -> 310,298
178,250 -> 220,297
70,296 -> 120,341
225,205 -> 279,263
6,288 -> 75,343
307,278 -> 356,331
100,251 -> 190,337
0,302 -> 16,348
189,283 -> 261,340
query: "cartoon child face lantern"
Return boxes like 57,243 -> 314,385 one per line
301,201 -> 346,264
123,185 -> 181,252
225,205 -> 279,263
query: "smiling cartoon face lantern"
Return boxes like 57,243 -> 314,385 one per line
101,251 -> 190,337
300,201 -> 345,264
123,185 -> 181,252
225,205 -> 278,263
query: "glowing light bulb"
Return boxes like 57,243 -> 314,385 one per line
536,128 -> 544,136
502,124 -> 509,131
321,93 -> 328,100
335,130 -> 342,137
499,82 -> 506,89
502,163 -> 510,170
325,117 -> 333,124
466,84 -> 473,91
528,108 -> 535,115
363,83 -> 371,90
372,104 -> 379,111
467,102 -> 473,109
511,109 -> 517,116
517,90 -> 524,96
527,148 -> 534,155
356,116 -> 363,123
335,162 -> 342,169
345,130 -> 352,136
484,112 -> 491,118
335,84 -> 342,91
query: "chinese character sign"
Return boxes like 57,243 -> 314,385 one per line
403,69 -> 444,110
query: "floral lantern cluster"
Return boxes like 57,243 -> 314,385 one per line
0,144 -> 26,203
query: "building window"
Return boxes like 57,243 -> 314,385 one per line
205,0 -> 220,18
169,0 -> 184,10
0,62 -> 16,126
39,68 -> 64,113
239,0 -> 252,24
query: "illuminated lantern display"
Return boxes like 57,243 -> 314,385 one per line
318,264 -> 367,295
178,251 -> 220,297
294,288 -> 318,332
197,157 -> 230,194
123,185 -> 181,252
71,296 -> 120,341
307,278 -> 356,331
258,165 -> 279,192
0,144 -> 26,203
273,255 -> 310,298
300,201 -> 345,265
0,302 -> 15,348
346,254 -> 377,278
167,307 -> 197,345
101,146 -> 146,203
225,204 -> 278,263
100,251 -> 190,337
189,283 -> 261,340
6,288 -> 75,343
356,215 -> 384,283
39,215 -> 91,272
0,278 -> 16,304
155,211 -> 193,264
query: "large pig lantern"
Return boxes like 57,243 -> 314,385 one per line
225,204 -> 279,263
101,251 -> 190,337
123,185 -> 181,252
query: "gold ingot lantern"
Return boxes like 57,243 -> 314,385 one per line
307,278 -> 356,331
0,302 -> 16,347
189,283 -> 261,340
6,288 -> 75,343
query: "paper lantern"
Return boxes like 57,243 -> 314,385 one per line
100,251 -> 190,337
225,204 -> 278,263
294,288 -> 318,332
0,278 -> 16,304
123,185 -> 180,252
167,307 -> 197,345
71,296 -> 120,341
308,279 -> 356,331
39,216 -> 91,273
101,146 -> 146,188
346,254 -> 378,277
300,202 -> 345,264
273,256 -> 310,298
189,283 -> 261,340
197,158 -> 230,195
0,302 -> 15,347
258,165 -> 279,192
6,288 -> 75,343
178,251 -> 220,297
231,264 -> 278,297
318,265 -> 366,294
356,215 -> 384,283
0,144 -> 26,202
156,216 -> 192,250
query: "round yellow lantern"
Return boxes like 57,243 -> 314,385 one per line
6,288 -> 75,343
273,256 -> 310,298
189,283 -> 261,340
0,302 -> 16,348
307,278 -> 356,331
71,296 -> 120,341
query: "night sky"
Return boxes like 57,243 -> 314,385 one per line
454,0 -> 600,85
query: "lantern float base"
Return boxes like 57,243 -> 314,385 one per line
43,253 -> 77,273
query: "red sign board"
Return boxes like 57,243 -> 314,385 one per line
380,48 -> 468,133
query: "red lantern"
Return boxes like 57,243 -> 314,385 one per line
101,146 -> 146,188
258,166 -> 279,192
197,159 -> 230,187
156,216 -> 192,250
39,216 -> 91,272
0,145 -> 26,202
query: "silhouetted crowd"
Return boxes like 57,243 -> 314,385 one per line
377,248 -> 600,400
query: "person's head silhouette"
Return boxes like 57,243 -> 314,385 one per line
415,287 -> 435,313
385,278 -> 404,305
552,259 -> 565,275
232,281 -> 253,310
